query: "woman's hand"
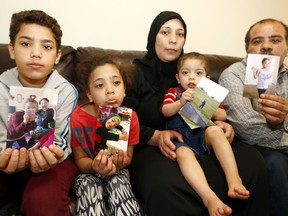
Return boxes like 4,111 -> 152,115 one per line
92,149 -> 116,176
214,121 -> 235,143
149,130 -> 183,161
0,148 -> 29,174
29,145 -> 64,173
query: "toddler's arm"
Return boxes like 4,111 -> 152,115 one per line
212,107 -> 227,121
162,88 -> 194,117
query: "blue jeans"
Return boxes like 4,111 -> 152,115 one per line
166,114 -> 209,156
253,145 -> 288,216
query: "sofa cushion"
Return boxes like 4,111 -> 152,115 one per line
0,44 -> 15,73
204,54 -> 241,82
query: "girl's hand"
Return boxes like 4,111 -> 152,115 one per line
112,150 -> 129,170
92,149 -> 116,176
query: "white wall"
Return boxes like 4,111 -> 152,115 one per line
1,0 -> 288,58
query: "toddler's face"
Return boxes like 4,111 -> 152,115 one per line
176,58 -> 207,90
87,63 -> 125,108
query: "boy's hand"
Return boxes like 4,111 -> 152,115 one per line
23,113 -> 36,124
29,145 -> 64,173
92,149 -> 116,176
180,88 -> 194,105
0,148 -> 29,174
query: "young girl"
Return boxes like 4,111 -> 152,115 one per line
70,54 -> 142,216
252,57 -> 272,96
161,52 -> 250,216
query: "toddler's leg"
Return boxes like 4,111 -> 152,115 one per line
176,146 -> 232,216
205,126 -> 250,199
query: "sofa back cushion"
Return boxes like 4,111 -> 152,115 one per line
0,43 -> 242,105
74,47 -> 146,104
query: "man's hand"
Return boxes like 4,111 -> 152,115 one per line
259,94 -> 288,126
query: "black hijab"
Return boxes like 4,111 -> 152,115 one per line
134,11 -> 187,92
146,11 -> 187,59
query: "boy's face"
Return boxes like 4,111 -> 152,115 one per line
8,23 -> 61,87
86,63 -> 126,108
176,58 -> 207,90
24,102 -> 38,115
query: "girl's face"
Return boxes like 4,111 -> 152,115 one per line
155,19 -> 185,63
176,58 -> 207,90
262,59 -> 270,68
87,63 -> 125,108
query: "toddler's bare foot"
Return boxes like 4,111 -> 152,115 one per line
228,182 -> 250,199
205,194 -> 232,216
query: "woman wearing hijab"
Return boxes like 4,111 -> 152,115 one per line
124,11 -> 269,216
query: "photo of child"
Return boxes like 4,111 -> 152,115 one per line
243,54 -> 280,98
6,86 -> 58,150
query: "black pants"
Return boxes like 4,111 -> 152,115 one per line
129,140 -> 269,216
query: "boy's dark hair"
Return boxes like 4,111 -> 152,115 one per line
177,52 -> 210,75
9,10 -> 62,50
244,18 -> 288,50
39,97 -> 49,105
77,53 -> 134,91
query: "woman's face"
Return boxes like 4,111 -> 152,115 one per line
155,19 -> 185,63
